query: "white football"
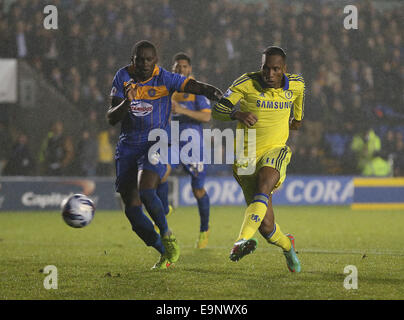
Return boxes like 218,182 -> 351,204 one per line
61,194 -> 95,228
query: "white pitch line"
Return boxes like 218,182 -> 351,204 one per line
296,248 -> 404,256
17,240 -> 402,257
174,245 -> 404,256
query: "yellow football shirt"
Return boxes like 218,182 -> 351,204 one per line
213,72 -> 305,158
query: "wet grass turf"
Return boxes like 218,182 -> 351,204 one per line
1,206 -> 403,299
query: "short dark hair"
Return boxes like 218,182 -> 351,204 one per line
262,46 -> 286,59
173,52 -> 191,65
131,40 -> 157,58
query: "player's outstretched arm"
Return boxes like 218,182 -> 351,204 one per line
183,79 -> 222,102
212,97 -> 235,121
212,97 -> 257,127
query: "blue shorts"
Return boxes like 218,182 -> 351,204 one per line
169,140 -> 206,190
114,141 -> 168,193
171,162 -> 206,190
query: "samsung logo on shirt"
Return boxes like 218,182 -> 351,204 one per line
256,100 -> 293,109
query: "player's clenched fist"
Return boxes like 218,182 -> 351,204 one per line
232,111 -> 258,128
124,79 -> 138,100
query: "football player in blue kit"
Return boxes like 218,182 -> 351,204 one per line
167,53 -> 212,249
107,41 -> 222,269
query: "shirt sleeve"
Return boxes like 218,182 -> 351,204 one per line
163,69 -> 189,93
292,79 -> 305,121
212,74 -> 247,121
110,70 -> 125,99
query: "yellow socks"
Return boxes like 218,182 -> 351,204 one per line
266,223 -> 292,252
236,193 -> 269,241
236,193 -> 292,253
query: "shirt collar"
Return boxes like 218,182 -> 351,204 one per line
282,74 -> 289,90
139,65 -> 160,84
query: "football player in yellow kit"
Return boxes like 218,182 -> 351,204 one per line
213,46 -> 304,272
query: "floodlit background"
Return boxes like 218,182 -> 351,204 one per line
0,0 -> 403,178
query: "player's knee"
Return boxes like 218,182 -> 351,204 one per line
257,167 -> 280,194
192,188 -> 206,199
120,190 -> 142,207
140,170 -> 160,189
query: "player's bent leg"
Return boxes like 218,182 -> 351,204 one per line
258,195 -> 275,238
236,167 -> 279,242
193,187 -> 210,232
184,164 -> 210,248
229,194 -> 267,261
140,169 -> 180,265
153,164 -> 174,233
157,164 -> 171,216
258,196 -> 275,237
139,170 -> 169,236
192,187 -> 210,249
230,166 -> 281,262
194,187 -> 210,249
259,196 -> 301,273
154,164 -> 174,233
236,194 -> 268,242
120,189 -> 165,255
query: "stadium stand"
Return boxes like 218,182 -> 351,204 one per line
0,0 -> 402,176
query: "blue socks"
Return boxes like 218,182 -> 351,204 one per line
197,192 -> 210,232
156,181 -> 169,215
124,205 -> 165,254
139,188 -> 169,235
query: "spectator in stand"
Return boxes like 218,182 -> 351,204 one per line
97,127 -> 117,176
0,123 -> 12,175
77,129 -> 98,176
394,137 -> 404,177
15,21 -> 29,59
0,0 -> 402,177
288,146 -> 309,175
350,127 -> 392,176
39,121 -> 74,176
306,146 -> 326,175
381,130 -> 397,160
3,133 -> 36,176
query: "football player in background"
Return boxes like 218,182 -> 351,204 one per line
163,52 -> 212,249
107,40 -> 222,269
212,46 -> 304,272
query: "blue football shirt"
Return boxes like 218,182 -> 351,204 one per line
110,65 -> 189,145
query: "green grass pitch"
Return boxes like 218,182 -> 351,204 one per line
1,206 -> 404,300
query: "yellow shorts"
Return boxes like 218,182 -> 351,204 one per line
233,146 -> 292,205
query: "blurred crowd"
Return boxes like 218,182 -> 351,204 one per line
0,0 -> 403,177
